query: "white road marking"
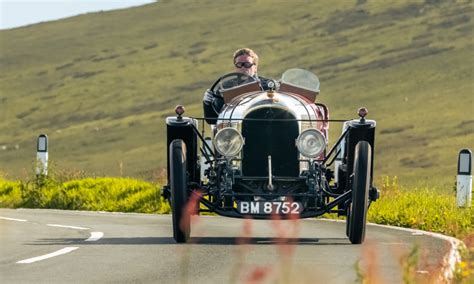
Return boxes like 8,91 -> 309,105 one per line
0,216 -> 27,222
16,247 -> 79,264
85,232 -> 104,242
47,224 -> 90,230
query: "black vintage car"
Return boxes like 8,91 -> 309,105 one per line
162,69 -> 379,244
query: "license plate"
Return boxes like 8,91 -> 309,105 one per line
237,201 -> 303,215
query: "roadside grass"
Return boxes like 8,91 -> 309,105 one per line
368,176 -> 473,283
0,175 -> 170,214
368,176 -> 473,239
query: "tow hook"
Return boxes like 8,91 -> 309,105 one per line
369,186 -> 380,201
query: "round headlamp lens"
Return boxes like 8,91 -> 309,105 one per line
296,129 -> 326,158
214,128 -> 244,157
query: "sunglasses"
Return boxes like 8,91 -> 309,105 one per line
235,62 -> 255,68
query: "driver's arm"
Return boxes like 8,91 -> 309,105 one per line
203,89 -> 224,124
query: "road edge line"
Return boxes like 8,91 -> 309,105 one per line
366,222 -> 464,282
47,224 -> 90,230
85,232 -> 104,242
320,219 -> 465,282
16,247 -> 79,264
0,216 -> 27,222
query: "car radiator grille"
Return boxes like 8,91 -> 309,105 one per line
242,108 -> 299,177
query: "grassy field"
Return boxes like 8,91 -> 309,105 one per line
0,0 -> 473,188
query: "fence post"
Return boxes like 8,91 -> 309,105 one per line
456,149 -> 472,208
36,134 -> 48,176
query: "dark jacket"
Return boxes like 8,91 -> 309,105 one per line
203,75 -> 271,124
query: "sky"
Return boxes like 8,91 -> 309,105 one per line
0,0 -> 155,30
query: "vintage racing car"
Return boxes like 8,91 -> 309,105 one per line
162,68 -> 379,244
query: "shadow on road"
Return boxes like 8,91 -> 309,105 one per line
27,237 -> 350,246
189,237 -> 350,245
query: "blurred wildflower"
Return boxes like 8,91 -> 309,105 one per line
180,190 -> 203,233
244,266 -> 273,284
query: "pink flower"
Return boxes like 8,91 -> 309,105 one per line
180,190 -> 203,232
245,266 -> 272,284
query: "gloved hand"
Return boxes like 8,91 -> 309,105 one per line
203,89 -> 224,124
203,89 -> 224,113
203,89 -> 216,106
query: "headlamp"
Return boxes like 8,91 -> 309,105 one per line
214,128 -> 244,157
296,129 -> 326,158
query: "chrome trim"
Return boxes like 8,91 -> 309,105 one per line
215,91 -> 324,174
268,155 -> 274,191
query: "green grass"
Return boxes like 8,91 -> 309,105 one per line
368,176 -> 473,238
0,176 -> 170,214
0,179 -> 23,207
0,0 -> 473,189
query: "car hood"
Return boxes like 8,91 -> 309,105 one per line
217,90 -> 322,130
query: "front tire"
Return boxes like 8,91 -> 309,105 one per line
348,141 -> 371,244
170,139 -> 190,243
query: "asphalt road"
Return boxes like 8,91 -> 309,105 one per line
0,208 -> 455,283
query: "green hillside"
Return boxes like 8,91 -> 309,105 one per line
0,0 -> 472,188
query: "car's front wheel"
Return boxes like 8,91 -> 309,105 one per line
348,141 -> 371,244
170,139 -> 190,243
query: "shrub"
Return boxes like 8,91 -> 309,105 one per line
0,179 -> 23,207
0,176 -> 169,214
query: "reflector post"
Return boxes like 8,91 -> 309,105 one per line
456,149 -> 472,208
36,134 -> 48,176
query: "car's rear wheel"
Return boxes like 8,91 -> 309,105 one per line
170,139 -> 190,243
348,141 -> 371,244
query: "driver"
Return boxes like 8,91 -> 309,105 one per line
233,47 -> 259,77
203,48 -> 270,124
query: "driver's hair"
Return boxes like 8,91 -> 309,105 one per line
233,48 -> 259,66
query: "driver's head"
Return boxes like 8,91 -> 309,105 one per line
233,48 -> 258,77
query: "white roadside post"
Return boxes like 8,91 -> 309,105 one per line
36,134 -> 48,176
456,149 -> 472,208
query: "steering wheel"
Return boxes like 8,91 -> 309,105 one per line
210,72 -> 257,95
